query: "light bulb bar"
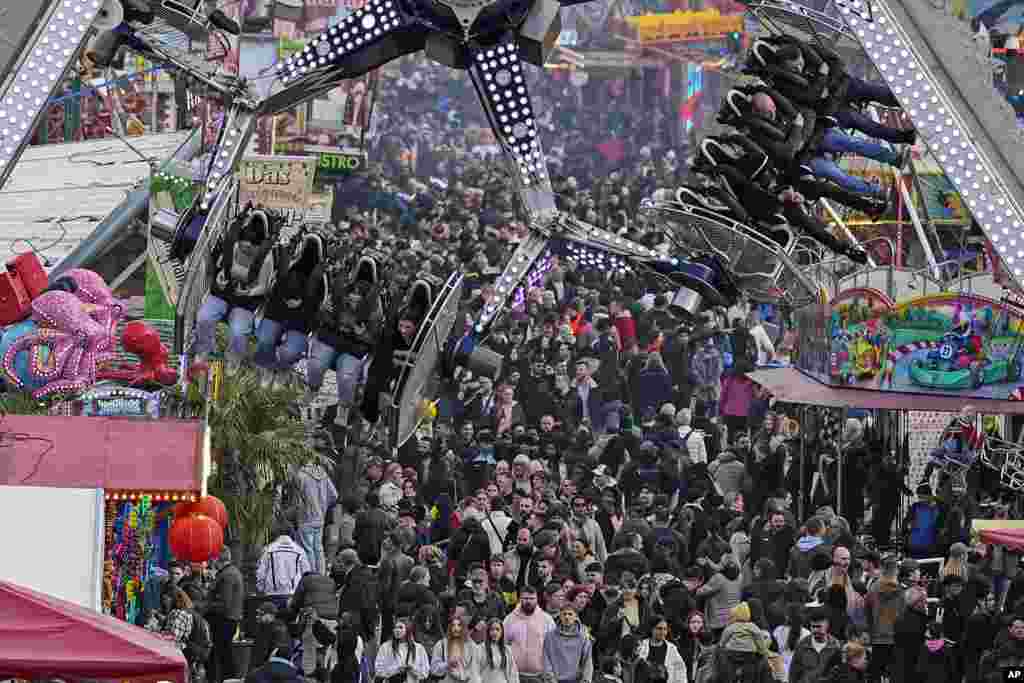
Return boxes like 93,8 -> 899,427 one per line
478,232 -> 549,332
0,0 -> 105,191
839,0 -> 1024,288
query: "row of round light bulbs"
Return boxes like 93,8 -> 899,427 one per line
200,120 -> 245,210
0,0 -> 103,169
477,241 -> 547,330
277,1 -> 397,84
841,0 -> 1024,277
106,492 -> 198,502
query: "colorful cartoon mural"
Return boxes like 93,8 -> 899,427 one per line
798,291 -> 1024,400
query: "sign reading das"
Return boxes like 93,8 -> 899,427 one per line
238,155 -> 316,209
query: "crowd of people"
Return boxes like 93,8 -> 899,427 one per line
143,23 -> 1024,683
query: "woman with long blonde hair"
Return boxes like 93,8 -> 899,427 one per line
430,615 -> 481,683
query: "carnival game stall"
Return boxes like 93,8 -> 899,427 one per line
0,414 -> 207,622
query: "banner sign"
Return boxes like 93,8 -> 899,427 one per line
238,155 -> 317,210
317,148 -> 367,178
79,385 -> 162,418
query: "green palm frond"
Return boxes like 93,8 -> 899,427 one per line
181,366 -> 331,549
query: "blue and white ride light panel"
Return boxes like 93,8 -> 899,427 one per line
840,0 -> 1024,282
0,0 -> 105,190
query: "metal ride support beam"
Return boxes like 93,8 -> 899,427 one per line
838,0 -> 1024,290
0,0 -> 106,191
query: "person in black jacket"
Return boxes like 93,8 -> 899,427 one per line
245,621 -> 302,683
717,90 -> 891,217
353,491 -> 390,565
332,549 -> 380,647
692,137 -> 869,263
253,230 -> 326,387
744,35 -> 916,146
193,208 -> 277,369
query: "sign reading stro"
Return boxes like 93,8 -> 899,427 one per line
238,155 -> 317,210
316,148 -> 368,179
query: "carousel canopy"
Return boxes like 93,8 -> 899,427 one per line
0,580 -> 187,683
748,366 -> 1024,414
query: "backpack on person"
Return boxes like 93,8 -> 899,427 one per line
186,609 -> 213,663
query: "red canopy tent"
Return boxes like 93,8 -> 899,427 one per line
0,580 -> 187,683
979,527 -> 1024,553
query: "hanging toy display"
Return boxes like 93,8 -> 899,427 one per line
103,495 -> 171,623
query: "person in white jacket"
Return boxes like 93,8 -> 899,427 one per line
478,618 -> 519,683
483,505 -> 514,557
255,526 -> 311,609
634,617 -> 688,683
376,620 -> 430,683
430,615 -> 482,683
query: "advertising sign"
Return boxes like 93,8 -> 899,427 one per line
797,291 -> 1024,400
316,148 -> 367,179
78,385 -> 163,418
238,156 -> 317,210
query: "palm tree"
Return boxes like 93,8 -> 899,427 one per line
175,366 -> 330,590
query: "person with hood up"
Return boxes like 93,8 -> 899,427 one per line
707,449 -> 747,499
634,615 -> 689,683
544,604 -> 594,683
787,517 -> 831,580
695,553 -> 743,639
293,463 -> 338,575
863,556 -> 904,682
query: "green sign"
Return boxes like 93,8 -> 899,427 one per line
317,151 -> 365,177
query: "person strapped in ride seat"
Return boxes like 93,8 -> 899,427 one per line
923,405 -> 984,482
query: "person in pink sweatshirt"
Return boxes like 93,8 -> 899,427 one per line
611,302 -> 637,353
720,372 -> 756,439
503,585 -> 556,683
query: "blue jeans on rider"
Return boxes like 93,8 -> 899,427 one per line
835,108 -> 908,144
253,318 -> 309,370
307,336 -> 367,404
194,295 -> 255,356
808,157 -> 886,198
819,129 -> 901,166
297,523 -> 325,575
845,76 -> 900,107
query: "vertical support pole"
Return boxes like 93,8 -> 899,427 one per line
799,405 -> 807,524
896,174 -> 941,280
65,77 -> 82,142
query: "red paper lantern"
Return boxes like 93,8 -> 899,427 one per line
189,495 -> 229,529
171,501 -> 192,519
169,513 -> 224,563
